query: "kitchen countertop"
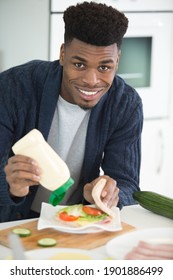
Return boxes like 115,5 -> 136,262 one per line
0,204 -> 172,260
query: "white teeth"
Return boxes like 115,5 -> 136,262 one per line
79,89 -> 98,96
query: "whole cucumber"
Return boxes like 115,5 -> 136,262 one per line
133,191 -> 173,220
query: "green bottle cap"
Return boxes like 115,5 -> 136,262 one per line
49,177 -> 74,206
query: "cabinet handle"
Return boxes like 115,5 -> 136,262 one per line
156,130 -> 164,174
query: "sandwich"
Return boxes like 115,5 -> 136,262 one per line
56,178 -> 115,227
56,203 -> 110,227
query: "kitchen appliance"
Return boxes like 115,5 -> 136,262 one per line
50,0 -> 173,119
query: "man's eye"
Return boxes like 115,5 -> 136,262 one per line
74,63 -> 84,69
99,66 -> 109,71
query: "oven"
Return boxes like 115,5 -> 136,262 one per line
50,0 -> 173,119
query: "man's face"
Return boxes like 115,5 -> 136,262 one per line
59,38 -> 120,109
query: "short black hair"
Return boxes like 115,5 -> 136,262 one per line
63,1 -> 128,48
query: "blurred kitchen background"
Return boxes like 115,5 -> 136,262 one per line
0,0 -> 173,197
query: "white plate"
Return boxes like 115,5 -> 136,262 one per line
26,248 -> 102,260
37,202 -> 122,234
106,227 -> 173,260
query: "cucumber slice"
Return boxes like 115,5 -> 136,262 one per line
37,238 -> 57,247
12,228 -> 31,237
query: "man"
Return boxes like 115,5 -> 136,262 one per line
0,2 -> 143,222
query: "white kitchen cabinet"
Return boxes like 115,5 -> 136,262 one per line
140,120 -> 173,198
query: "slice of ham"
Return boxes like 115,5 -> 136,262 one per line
91,178 -> 116,218
124,242 -> 173,260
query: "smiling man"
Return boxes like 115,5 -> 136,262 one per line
0,1 -> 143,222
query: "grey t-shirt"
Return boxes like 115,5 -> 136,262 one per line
31,95 -> 91,212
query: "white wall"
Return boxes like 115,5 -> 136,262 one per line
0,0 -> 49,71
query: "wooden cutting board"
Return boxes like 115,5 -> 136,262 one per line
0,220 -> 135,251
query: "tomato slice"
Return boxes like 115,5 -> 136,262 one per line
59,211 -> 79,222
82,206 -> 105,216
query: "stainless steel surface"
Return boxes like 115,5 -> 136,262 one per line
8,233 -> 27,260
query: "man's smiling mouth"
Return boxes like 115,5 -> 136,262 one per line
78,88 -> 102,96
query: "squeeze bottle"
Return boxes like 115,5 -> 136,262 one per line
12,129 -> 74,206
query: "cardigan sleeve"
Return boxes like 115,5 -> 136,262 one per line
102,91 -> 143,208
0,69 -> 26,207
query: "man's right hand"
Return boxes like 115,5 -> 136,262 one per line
4,155 -> 41,197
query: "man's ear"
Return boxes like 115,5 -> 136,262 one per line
116,49 -> 121,71
59,43 -> 65,65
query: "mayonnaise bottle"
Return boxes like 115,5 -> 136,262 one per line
12,129 -> 74,206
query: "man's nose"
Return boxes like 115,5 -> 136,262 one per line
82,69 -> 99,86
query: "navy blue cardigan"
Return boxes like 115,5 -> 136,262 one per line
0,60 -> 143,222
